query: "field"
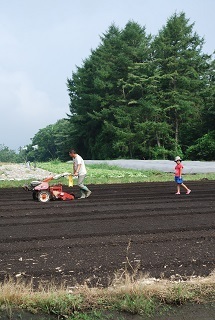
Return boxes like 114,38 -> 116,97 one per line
0,171 -> 215,319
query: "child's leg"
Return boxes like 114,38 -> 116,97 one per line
181,183 -> 189,191
181,183 -> 191,194
176,184 -> 180,194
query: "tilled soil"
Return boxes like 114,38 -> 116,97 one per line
0,180 -> 214,288
0,181 -> 215,319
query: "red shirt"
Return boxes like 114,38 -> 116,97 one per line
175,163 -> 183,176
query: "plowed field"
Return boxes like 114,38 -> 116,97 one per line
0,180 -> 214,287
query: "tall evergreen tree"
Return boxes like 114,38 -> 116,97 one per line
67,14 -> 213,160
67,25 -> 123,158
151,12 -> 211,155
201,55 -> 215,132
67,22 -> 151,158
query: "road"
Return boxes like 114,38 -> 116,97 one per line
85,159 -> 215,174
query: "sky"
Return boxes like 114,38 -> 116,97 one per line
0,0 -> 214,151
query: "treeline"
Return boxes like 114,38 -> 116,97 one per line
67,12 -> 215,160
1,13 -> 214,163
0,119 -> 71,163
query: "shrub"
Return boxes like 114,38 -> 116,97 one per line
185,131 -> 215,160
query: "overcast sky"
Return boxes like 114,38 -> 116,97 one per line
1,0 -> 214,151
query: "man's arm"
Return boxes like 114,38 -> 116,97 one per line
74,164 -> 81,176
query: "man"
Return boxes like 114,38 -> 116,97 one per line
69,149 -> 92,199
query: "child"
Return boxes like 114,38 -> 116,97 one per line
174,156 -> 191,195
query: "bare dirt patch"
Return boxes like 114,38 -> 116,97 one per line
0,163 -> 53,181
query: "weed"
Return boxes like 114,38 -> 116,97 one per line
0,271 -> 214,319
113,293 -> 156,316
69,310 -> 114,319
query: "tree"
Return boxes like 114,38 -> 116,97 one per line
67,21 -> 151,159
67,14 -> 214,160
201,55 -> 215,132
25,119 -> 72,162
0,144 -> 18,162
53,119 -> 73,161
151,12 -> 211,155
186,131 -> 215,160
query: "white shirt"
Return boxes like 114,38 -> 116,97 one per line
73,154 -> 87,175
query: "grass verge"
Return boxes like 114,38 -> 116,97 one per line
0,271 -> 214,319
37,161 -> 215,184
1,161 -> 215,188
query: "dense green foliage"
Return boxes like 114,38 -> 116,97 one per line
1,12 -> 214,162
0,144 -> 19,162
67,13 -> 214,160
22,119 -> 71,162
